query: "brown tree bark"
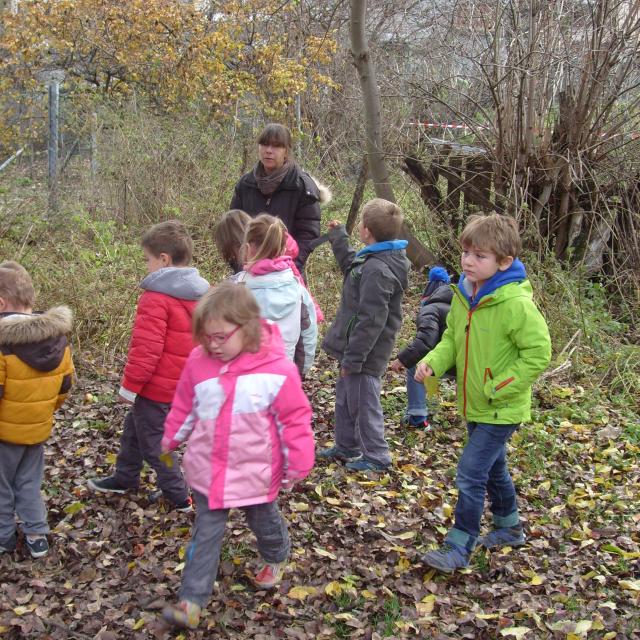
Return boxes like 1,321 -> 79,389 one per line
350,0 -> 435,268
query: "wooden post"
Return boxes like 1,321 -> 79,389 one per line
90,112 -> 98,181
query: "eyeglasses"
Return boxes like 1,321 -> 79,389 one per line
205,324 -> 242,347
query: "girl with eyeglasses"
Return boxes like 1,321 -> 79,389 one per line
161,281 -> 314,629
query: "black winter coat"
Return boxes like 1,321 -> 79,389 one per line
397,283 -> 453,369
230,164 -> 322,268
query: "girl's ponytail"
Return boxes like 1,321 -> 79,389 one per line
244,214 -> 287,266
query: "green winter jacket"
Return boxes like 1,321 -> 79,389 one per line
422,276 -> 551,425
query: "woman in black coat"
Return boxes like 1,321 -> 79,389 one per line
230,123 -> 330,270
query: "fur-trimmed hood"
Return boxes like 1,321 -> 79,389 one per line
0,306 -> 72,372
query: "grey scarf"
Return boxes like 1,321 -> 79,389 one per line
253,159 -> 292,196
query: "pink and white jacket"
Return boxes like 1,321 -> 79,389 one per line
162,320 -> 314,510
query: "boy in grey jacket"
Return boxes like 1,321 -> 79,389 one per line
320,199 -> 410,471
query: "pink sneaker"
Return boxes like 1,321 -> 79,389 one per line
162,600 -> 201,629
252,562 -> 286,590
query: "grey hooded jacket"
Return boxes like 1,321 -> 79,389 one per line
322,225 -> 409,377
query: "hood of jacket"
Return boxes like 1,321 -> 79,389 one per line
221,319 -> 286,373
458,258 -> 527,308
243,269 -> 301,321
421,281 -> 454,306
0,306 -> 72,372
140,266 -> 209,301
355,244 -> 410,291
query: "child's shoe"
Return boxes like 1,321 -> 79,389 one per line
403,414 -> 431,429
162,600 -> 201,629
251,561 -> 286,590
318,445 -> 362,463
478,526 -> 525,549
87,475 -> 129,494
421,542 -> 469,573
0,533 -> 16,554
149,490 -> 193,513
25,535 -> 49,558
345,458 -> 390,472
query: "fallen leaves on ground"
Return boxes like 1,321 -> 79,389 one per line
0,356 -> 638,638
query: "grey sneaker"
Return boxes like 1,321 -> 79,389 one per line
421,542 -> 470,573
87,475 -> 129,494
318,445 -> 362,463
25,535 -> 49,558
478,526 -> 526,549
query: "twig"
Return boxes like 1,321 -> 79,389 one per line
42,617 -> 94,640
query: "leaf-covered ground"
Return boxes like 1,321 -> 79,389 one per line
1,358 -> 638,640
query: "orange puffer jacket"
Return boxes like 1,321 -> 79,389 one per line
0,306 -> 74,445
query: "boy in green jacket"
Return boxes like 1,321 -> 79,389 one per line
415,213 -> 551,572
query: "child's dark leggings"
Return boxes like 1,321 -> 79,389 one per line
180,491 -> 290,606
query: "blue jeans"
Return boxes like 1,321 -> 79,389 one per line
446,422 -> 520,552
405,366 -> 427,419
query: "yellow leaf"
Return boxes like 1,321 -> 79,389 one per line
314,547 -> 337,560
392,531 -> 417,540
574,620 -> 592,634
603,633 -> 617,639
442,503 -> 453,518
12,606 -> 35,616
395,557 -> 411,572
334,613 -> 354,620
178,546 -> 186,560
314,485 -> 322,498
324,497 -> 341,506
159,452 -> 174,468
530,574 -> 544,586
500,627 -> 531,639
538,480 -> 551,492
287,586 -> 317,601
361,589 -> 376,600
291,502 -> 309,512
476,613 -> 500,619
324,581 -> 343,597
132,618 -> 145,630
106,453 -> 117,464
63,501 -> 84,515
619,579 -> 640,591
416,594 -> 436,616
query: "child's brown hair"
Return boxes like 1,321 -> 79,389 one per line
141,220 -> 193,266
192,282 -> 262,354
0,261 -> 35,310
244,214 -> 287,266
459,213 -> 521,260
213,209 -> 251,265
361,198 -> 403,241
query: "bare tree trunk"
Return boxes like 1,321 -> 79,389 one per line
350,0 -> 435,268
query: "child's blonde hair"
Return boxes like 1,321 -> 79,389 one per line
141,220 -> 193,266
213,209 -> 251,264
0,261 -> 35,310
361,198 -> 403,241
192,282 -> 262,354
459,213 -> 521,260
244,214 -> 287,266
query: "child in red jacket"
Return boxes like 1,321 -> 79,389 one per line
88,221 -> 209,511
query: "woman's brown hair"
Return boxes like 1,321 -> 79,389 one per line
192,281 -> 262,354
243,214 -> 287,266
257,123 -> 292,151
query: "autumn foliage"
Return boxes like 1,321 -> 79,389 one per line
0,0 -> 337,149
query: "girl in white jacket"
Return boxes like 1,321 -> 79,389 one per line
236,214 -> 318,376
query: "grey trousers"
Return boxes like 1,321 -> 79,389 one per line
334,373 -> 391,466
0,441 -> 49,542
180,491 -> 290,606
113,395 -> 189,504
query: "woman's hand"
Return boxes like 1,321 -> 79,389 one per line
327,220 -> 342,230
414,362 -> 433,382
388,359 -> 404,372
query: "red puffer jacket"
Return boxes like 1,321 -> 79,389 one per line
120,267 -> 209,403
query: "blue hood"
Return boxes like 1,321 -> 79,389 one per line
356,240 -> 408,257
459,258 -> 527,308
